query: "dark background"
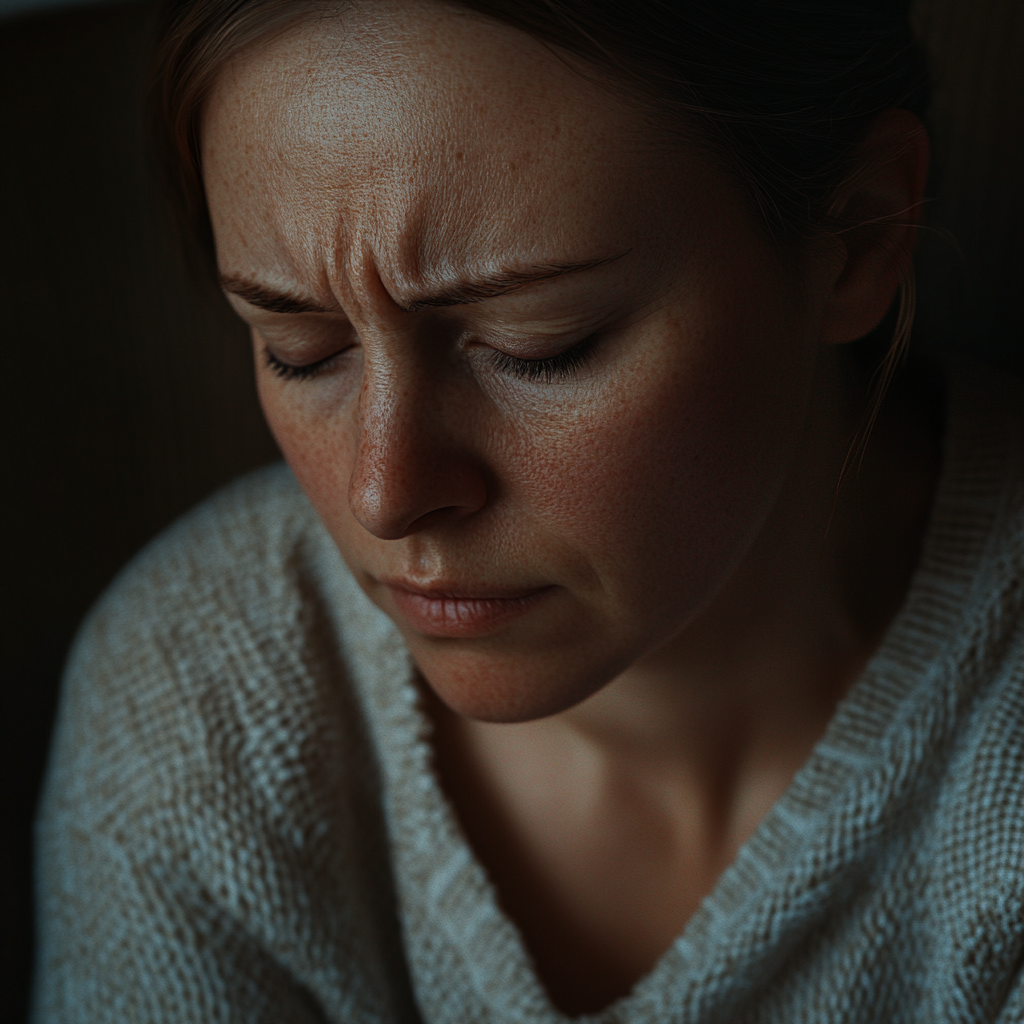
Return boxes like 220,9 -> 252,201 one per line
2,3 -> 279,1017
2,0 -> 1021,1019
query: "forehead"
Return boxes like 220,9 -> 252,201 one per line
201,0 -> 684,294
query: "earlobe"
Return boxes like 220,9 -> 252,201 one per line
819,109 -> 930,347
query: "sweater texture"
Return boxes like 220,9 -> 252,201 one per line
34,360 -> 1024,1023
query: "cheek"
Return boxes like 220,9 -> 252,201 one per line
518,302 -> 812,627
256,365 -> 358,525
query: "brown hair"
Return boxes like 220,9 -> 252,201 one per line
151,0 -> 928,403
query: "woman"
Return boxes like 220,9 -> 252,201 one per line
35,0 -> 1023,1020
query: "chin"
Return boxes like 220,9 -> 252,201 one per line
410,641 -> 621,724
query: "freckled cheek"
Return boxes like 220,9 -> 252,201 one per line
256,376 -> 359,528
519,356 -> 795,608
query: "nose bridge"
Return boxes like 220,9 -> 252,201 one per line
347,319 -> 488,540
333,218 -> 490,538
357,348 -> 419,464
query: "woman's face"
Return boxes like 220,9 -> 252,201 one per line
203,0 -> 835,722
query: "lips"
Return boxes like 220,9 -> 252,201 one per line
383,580 -> 554,638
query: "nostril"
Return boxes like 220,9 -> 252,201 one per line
407,497 -> 486,532
348,450 -> 488,540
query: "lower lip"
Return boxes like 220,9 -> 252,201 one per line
387,586 -> 553,638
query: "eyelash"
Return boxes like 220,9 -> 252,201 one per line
491,336 -> 597,382
264,335 -> 597,384
265,349 -> 338,381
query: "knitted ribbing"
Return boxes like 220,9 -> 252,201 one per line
34,359 -> 1023,1023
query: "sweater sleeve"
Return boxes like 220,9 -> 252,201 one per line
32,584 -> 330,1024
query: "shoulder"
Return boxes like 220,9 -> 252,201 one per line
49,465 -> 329,746
947,358 -> 1023,664
89,461 -> 325,642
915,359 -> 1024,1004
40,461 -> 355,833
35,465 -> 415,1020
44,462 -> 363,811
933,357 -> 1023,629
928,356 -> 1023,745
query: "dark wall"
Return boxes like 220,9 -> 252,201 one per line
2,3 -> 278,1018
913,0 -> 1024,372
1,0 -> 1020,1021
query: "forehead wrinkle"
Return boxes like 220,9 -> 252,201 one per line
351,150 -> 532,308
328,148 -> 632,316
322,204 -> 425,333
211,2 -> 679,327
319,173 -> 424,326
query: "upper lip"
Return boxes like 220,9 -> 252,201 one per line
377,575 -> 550,601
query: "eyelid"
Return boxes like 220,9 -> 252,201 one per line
264,346 -> 349,382
467,304 -> 615,344
490,333 -> 599,382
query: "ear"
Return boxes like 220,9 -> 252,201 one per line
819,109 -> 930,346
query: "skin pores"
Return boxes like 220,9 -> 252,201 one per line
201,1 -> 858,724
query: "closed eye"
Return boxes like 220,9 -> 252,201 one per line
264,347 -> 345,381
491,335 -> 598,382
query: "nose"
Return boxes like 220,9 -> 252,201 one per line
347,361 -> 488,540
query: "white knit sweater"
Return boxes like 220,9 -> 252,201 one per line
35,360 -> 1024,1023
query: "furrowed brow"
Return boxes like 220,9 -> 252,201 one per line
400,253 -> 630,313
220,252 -> 629,317
219,275 -> 335,315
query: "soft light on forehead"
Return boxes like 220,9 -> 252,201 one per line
202,0 -> 670,305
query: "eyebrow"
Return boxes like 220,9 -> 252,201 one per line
218,276 -> 335,315
218,253 -> 628,316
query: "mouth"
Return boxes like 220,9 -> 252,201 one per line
381,579 -> 554,639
